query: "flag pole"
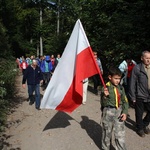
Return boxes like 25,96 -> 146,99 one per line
99,70 -> 106,89
89,47 -> 106,89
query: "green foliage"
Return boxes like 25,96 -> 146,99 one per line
0,99 -> 9,132
0,58 -> 17,132
0,22 -> 11,58
0,0 -> 150,62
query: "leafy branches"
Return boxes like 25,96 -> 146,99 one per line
0,0 -> 150,64
0,58 -> 17,132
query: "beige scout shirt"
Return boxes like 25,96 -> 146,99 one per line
144,64 -> 150,89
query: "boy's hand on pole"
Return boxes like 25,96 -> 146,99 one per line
120,114 -> 127,121
104,88 -> 109,96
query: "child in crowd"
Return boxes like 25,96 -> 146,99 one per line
101,67 -> 129,150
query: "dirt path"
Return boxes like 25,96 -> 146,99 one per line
1,75 -> 150,150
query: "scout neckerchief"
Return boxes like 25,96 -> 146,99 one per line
106,82 -> 121,108
114,86 -> 120,108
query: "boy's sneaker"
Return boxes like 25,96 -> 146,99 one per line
137,130 -> 145,137
144,126 -> 150,134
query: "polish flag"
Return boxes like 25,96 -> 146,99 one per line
40,19 -> 100,113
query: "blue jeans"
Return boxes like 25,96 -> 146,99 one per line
28,84 -> 41,108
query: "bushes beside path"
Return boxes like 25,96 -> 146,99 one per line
0,58 -> 17,132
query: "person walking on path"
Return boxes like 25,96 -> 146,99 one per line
101,67 -> 129,150
56,53 -> 61,64
119,56 -> 136,106
82,78 -> 89,104
40,55 -> 53,90
50,54 -> 57,73
119,56 -> 136,87
22,59 -> 43,110
129,50 -> 150,137
20,58 -> 28,76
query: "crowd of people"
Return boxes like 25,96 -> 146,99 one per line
100,50 -> 150,150
16,54 -> 61,110
16,50 -> 150,150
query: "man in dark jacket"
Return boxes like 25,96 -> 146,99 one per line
129,50 -> 150,137
22,59 -> 43,110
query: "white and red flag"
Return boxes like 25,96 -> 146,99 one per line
40,19 -> 101,113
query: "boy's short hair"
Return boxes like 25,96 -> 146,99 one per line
108,66 -> 122,77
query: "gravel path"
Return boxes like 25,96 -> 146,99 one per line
1,75 -> 150,150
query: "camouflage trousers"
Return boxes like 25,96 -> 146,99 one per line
101,107 -> 126,150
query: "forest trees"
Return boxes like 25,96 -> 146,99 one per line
0,0 -> 150,65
